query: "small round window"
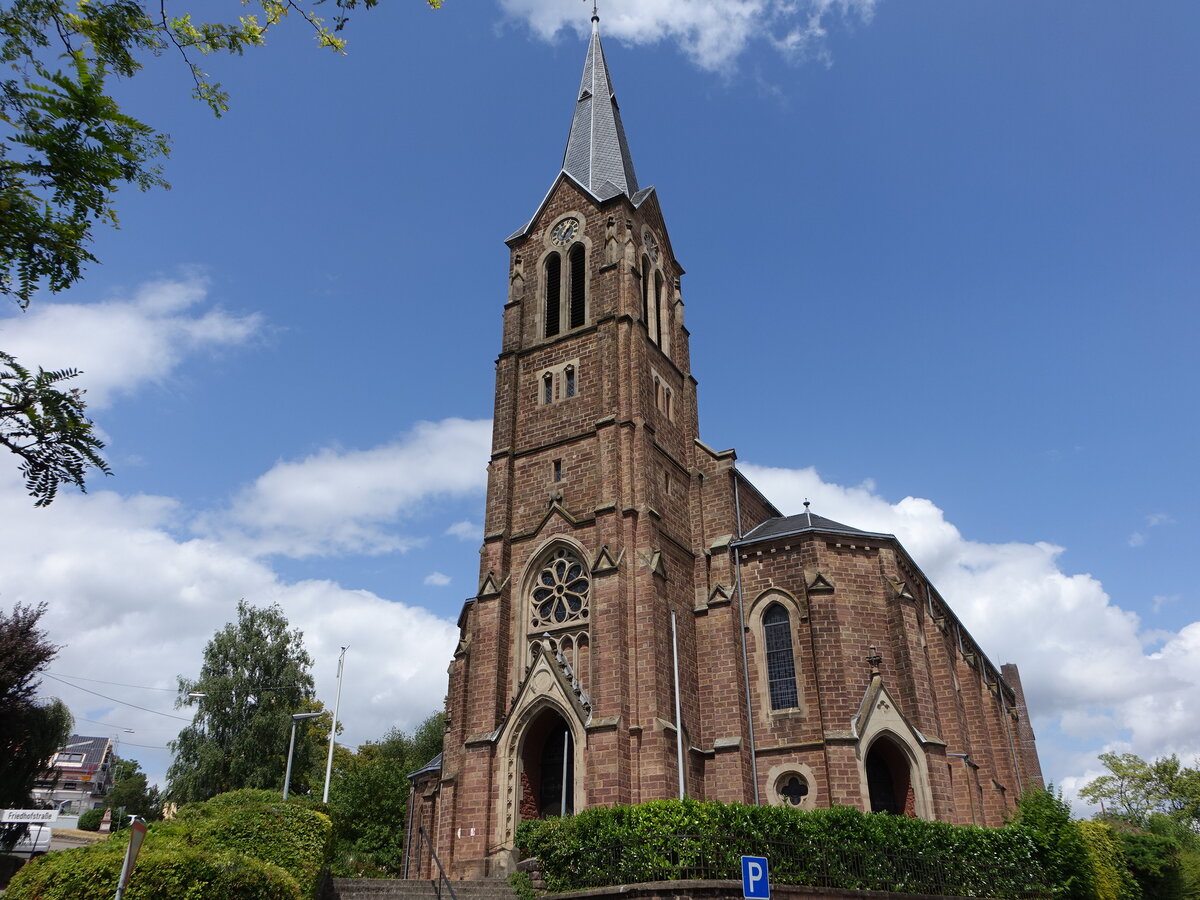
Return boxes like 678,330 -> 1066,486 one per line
778,774 -> 809,807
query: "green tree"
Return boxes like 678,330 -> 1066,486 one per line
1,0 -> 442,505
103,756 -> 161,825
166,599 -> 318,804
0,603 -> 73,848
1082,753 -> 1200,830
328,711 -> 443,876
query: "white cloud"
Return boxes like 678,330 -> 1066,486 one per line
1153,594 -> 1178,614
498,0 -> 880,72
207,418 -> 492,558
1129,512 -> 1174,548
741,462 -> 1200,787
424,572 -> 452,587
446,520 -> 482,541
0,462 -> 457,790
1,275 -> 261,409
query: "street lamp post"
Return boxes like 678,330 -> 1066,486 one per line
322,647 -> 347,804
283,712 -> 322,800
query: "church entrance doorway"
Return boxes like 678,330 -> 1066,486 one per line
519,707 -> 575,820
865,736 -> 915,816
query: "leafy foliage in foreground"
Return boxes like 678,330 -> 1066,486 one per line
0,353 -> 110,505
1,0 -> 443,504
6,789 -> 332,899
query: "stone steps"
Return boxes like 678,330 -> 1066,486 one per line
331,877 -> 517,900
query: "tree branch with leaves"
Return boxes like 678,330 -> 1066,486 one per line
1,0 -> 443,503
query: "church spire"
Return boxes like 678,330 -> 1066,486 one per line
561,12 -> 640,201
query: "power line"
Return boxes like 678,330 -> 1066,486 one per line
119,740 -> 171,751
47,671 -> 179,693
71,717 -> 172,751
43,673 -> 192,722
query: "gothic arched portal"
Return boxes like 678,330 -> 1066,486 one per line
519,707 -> 575,820
865,736 -> 915,816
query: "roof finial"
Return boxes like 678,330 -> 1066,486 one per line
586,0 -> 599,27
867,646 -> 882,676
803,498 -> 811,526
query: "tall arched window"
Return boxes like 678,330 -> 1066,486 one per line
641,256 -> 654,342
544,253 -> 561,338
763,603 -> 798,710
653,271 -> 664,348
568,244 -> 586,329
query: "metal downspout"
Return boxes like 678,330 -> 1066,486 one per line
402,782 -> 416,879
672,609 -> 686,799
733,470 -> 760,804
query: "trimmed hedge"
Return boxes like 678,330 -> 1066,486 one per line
5,789 -> 332,900
516,799 -> 1043,898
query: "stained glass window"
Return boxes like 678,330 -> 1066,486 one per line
531,548 -> 590,629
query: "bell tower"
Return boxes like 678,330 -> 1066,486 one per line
424,12 -> 716,878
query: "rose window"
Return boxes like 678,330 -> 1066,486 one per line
531,549 -> 590,629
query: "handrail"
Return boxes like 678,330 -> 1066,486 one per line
415,825 -> 460,900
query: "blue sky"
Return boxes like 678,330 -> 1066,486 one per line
4,0 -> 1198,806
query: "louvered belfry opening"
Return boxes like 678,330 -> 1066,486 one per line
545,253 -> 562,337
569,244 -> 586,329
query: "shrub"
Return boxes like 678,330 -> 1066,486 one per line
6,839 -> 300,899
516,798 -> 1043,897
5,789 -> 332,900
1118,825 -> 1184,900
1080,821 -> 1139,900
1011,788 -> 1096,900
77,807 -> 105,831
174,789 -> 333,895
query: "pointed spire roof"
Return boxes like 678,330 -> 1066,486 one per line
561,15 -> 640,201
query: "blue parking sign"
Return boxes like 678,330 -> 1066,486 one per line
741,855 -> 770,899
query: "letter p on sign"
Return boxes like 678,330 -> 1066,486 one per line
741,855 -> 770,900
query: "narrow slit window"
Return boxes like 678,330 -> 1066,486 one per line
543,372 -> 554,404
564,366 -> 576,398
553,459 -> 562,482
569,244 -> 586,329
763,603 -> 799,710
544,253 -> 561,338
665,388 -> 673,421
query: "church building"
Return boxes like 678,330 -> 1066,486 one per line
408,13 -> 1043,880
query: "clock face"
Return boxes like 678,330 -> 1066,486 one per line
643,231 -> 659,262
551,218 -> 580,246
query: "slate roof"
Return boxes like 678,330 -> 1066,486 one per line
736,510 -> 894,547
407,752 -> 443,781
561,15 -> 640,201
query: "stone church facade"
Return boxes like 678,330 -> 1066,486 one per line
408,15 -> 1043,880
